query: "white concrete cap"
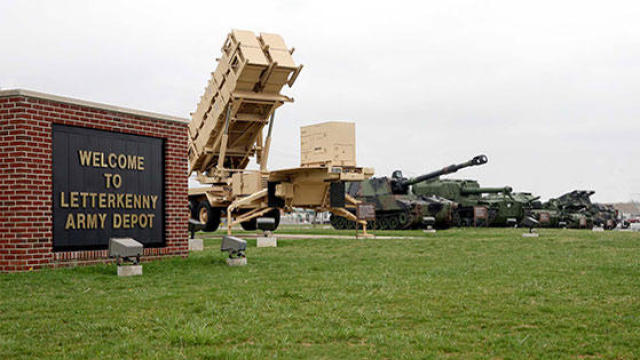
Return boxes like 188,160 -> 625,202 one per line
0,88 -> 188,124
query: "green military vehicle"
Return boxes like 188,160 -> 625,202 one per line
330,155 -> 488,230
591,203 -> 618,229
528,190 -> 597,229
483,191 -> 541,226
411,175 -> 516,226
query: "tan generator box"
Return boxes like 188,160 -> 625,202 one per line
300,122 -> 356,167
231,172 -> 266,196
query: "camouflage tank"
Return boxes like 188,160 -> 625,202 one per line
591,203 -> 618,229
411,174 -> 514,226
330,155 -> 488,230
483,191 -> 541,226
528,190 -> 596,229
527,207 -> 563,228
562,191 -> 617,229
553,190 -> 595,229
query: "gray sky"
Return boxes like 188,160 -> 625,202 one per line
1,0 -> 639,203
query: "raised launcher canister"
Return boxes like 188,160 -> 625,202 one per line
188,29 -> 302,177
187,30 -> 373,235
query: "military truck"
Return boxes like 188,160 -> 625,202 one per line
330,155 -> 488,230
187,30 -> 373,234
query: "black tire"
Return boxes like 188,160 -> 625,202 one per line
330,214 -> 344,230
388,216 -> 399,230
240,218 -> 257,231
268,209 -> 281,230
378,216 -> 390,230
196,201 -> 221,232
241,209 -> 280,231
189,199 -> 199,219
331,214 -> 350,230
366,220 -> 375,230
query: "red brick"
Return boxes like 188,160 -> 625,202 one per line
0,92 -> 188,272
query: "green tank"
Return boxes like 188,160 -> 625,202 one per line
329,155 -> 488,230
528,190 -> 596,229
483,192 -> 541,226
591,203 -> 618,229
411,171 -> 517,226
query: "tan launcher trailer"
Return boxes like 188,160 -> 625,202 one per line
188,30 -> 373,235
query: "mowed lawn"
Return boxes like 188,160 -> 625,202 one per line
1,228 -> 639,359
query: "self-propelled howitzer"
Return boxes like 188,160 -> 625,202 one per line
483,191 -> 541,226
329,155 -> 488,230
389,155 -> 488,194
411,157 -> 532,226
461,186 -> 513,195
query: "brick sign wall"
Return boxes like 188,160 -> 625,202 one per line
0,90 -> 189,272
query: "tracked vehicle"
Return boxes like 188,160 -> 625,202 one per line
483,191 -> 541,226
412,174 -> 514,226
528,190 -> 616,229
330,155 -> 487,230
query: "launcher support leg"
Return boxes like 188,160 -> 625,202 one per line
260,110 -> 276,171
227,207 -> 232,235
328,207 -> 372,238
216,104 -> 232,177
359,221 -> 371,238
226,188 -> 269,235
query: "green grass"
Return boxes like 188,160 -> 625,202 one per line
1,228 -> 639,359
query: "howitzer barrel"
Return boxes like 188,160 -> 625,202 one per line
462,186 -> 512,195
405,154 -> 488,186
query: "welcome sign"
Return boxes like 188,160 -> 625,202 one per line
52,125 -> 164,251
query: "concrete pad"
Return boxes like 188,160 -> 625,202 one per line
522,233 -> 539,238
189,238 -> 204,251
226,257 -> 247,266
592,227 -> 605,232
257,237 -> 277,248
117,265 -> 142,277
630,223 -> 640,232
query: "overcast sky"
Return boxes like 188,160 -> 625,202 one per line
1,0 -> 639,202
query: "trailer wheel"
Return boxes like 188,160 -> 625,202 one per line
240,209 -> 280,231
240,218 -> 257,231
197,201 -> 221,232
189,199 -> 199,219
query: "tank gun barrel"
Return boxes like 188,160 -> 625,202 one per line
461,186 -> 513,195
404,154 -> 488,186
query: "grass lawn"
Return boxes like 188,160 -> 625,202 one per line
1,228 -> 638,359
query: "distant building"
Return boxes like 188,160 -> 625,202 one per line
612,202 -> 640,218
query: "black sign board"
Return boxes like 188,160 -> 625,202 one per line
52,125 -> 164,251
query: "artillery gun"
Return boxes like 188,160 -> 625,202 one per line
559,191 -> 618,229
411,158 -> 523,226
188,30 -> 373,234
330,155 -> 487,230
528,190 -> 591,229
591,203 -> 618,229
483,191 -> 541,226
528,190 -> 616,229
